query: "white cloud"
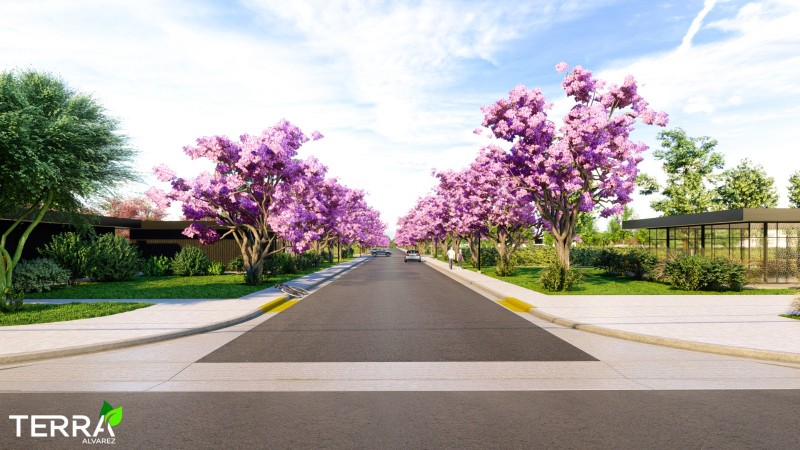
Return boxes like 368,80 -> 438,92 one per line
599,0 -> 800,219
9,0 -> 793,239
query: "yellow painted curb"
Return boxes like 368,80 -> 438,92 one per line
504,297 -> 534,311
268,300 -> 298,313
497,300 -> 526,312
259,296 -> 290,313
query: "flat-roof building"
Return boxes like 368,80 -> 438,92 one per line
623,209 -> 800,284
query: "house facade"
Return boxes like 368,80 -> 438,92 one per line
1,212 -> 247,266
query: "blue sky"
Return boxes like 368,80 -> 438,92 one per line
2,0 -> 799,236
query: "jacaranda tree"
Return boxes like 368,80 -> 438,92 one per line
479,62 -> 668,282
0,70 -> 135,308
150,120 -> 324,285
431,145 -> 541,275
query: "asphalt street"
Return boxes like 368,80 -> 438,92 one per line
201,252 -> 595,362
3,251 -> 800,449
2,391 -> 799,449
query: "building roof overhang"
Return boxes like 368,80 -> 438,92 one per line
622,208 -> 800,230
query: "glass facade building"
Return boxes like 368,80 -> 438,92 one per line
623,209 -> 800,284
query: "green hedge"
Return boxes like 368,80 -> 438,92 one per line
664,254 -> 745,291
511,246 -> 557,267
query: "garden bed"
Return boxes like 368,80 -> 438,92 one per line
478,266 -> 797,295
24,260 -> 347,300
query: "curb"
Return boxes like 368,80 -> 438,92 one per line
424,258 -> 800,365
0,258 -> 369,364
0,302 -> 279,365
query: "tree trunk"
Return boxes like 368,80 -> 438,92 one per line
467,235 -> 480,267
236,227 -> 272,286
553,234 -> 571,272
495,233 -> 512,276
0,192 -> 54,310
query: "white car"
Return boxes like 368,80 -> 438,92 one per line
404,249 -> 421,262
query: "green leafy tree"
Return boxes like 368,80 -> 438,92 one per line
714,159 -> 778,209
574,212 -> 600,246
0,70 -> 134,308
605,205 -> 636,245
638,128 -> 724,215
789,170 -> 800,208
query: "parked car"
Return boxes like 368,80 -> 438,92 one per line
404,249 -> 421,263
370,248 -> 391,256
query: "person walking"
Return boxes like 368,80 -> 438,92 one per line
456,248 -> 463,269
447,247 -> 456,269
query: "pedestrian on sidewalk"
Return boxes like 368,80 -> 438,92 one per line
447,247 -> 456,269
456,248 -> 463,269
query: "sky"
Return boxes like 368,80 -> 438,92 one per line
2,0 -> 799,237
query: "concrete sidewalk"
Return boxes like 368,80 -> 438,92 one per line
0,257 -> 369,364
3,253 -> 799,365
425,256 -> 800,363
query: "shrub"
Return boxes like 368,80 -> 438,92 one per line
296,251 -> 322,270
511,246 -> 557,267
540,262 -> 584,291
495,258 -> 515,277
85,234 -> 142,281
228,256 -> 245,273
38,232 -> 92,282
664,254 -> 705,291
664,254 -> 744,291
570,247 -> 601,267
144,255 -> 172,276
591,248 -> 658,280
171,246 -> 210,276
208,261 -> 225,275
703,257 -> 745,292
479,247 -> 498,268
12,258 -> 70,293
264,252 -> 296,275
624,248 -> 659,281
595,248 -> 625,276
0,288 -> 24,313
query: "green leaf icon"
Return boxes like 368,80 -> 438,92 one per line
99,401 -> 113,418
105,406 -> 123,427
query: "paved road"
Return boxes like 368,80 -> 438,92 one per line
2,250 -> 800,449
200,251 -> 594,362
2,391 -> 799,449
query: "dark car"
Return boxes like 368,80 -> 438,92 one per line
370,248 -> 391,256
404,249 -> 421,262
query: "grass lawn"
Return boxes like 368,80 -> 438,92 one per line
25,260 -> 351,300
476,266 -> 798,295
0,302 -> 152,326
780,315 -> 800,320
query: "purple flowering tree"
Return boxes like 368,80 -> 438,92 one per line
479,62 -> 668,274
461,146 -> 541,275
395,195 -> 448,256
150,120 -> 323,285
272,176 -> 388,259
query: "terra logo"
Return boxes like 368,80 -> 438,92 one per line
9,400 -> 122,445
